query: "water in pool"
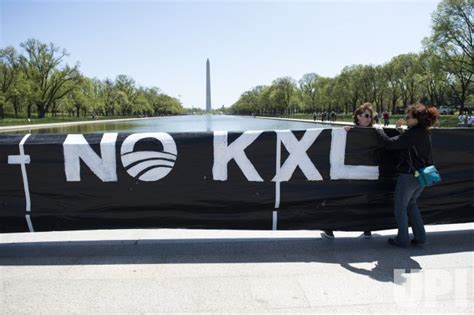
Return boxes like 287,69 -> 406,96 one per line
3,115 -> 330,134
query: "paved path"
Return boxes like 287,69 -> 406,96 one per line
1,223 -> 472,313
257,115 -> 403,129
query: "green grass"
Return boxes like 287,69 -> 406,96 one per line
0,115 -> 138,127
278,113 -> 461,128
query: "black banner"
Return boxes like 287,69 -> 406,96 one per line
1,128 -> 473,233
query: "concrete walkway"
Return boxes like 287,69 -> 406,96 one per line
257,115 -> 402,129
1,223 -> 472,313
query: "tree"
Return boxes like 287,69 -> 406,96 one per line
232,88 -> 261,115
373,65 -> 388,112
271,77 -> 298,114
133,89 -> 152,115
19,39 -> 82,118
419,51 -> 450,106
385,53 -> 424,109
102,78 -> 119,116
429,0 -> 473,73
0,46 -> 21,119
425,0 -> 473,110
298,73 -> 320,112
115,74 -> 137,115
338,65 -> 364,112
383,58 -> 403,114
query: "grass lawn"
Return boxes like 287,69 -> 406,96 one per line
0,115 -> 138,127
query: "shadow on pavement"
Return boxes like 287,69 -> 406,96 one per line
1,228 -> 472,283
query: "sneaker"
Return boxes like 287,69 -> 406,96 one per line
321,230 -> 335,239
388,238 -> 408,248
410,239 -> 426,246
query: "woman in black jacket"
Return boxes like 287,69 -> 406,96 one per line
321,102 -> 374,240
376,103 -> 439,247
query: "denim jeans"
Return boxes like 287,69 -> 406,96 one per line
393,173 -> 427,246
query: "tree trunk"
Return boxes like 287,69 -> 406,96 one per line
36,102 -> 47,118
391,96 -> 397,115
14,98 -> 18,118
27,104 -> 32,119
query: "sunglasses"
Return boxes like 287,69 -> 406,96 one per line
361,113 -> 371,118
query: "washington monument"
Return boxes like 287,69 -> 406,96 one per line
206,58 -> 211,112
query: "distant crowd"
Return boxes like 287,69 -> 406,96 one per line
314,110 -> 394,126
313,108 -> 473,128
458,112 -> 474,127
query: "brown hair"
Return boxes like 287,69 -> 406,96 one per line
406,103 -> 439,128
353,102 -> 374,127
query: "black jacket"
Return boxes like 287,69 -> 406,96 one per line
376,125 -> 433,174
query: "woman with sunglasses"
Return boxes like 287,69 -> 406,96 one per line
376,103 -> 439,247
321,103 -> 375,240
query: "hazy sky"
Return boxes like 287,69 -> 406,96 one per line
1,0 -> 440,109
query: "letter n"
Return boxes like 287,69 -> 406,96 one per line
63,133 -> 118,182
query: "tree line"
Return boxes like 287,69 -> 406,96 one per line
0,39 -> 185,119
231,0 -> 473,116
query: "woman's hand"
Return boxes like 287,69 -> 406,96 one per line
395,118 -> 406,128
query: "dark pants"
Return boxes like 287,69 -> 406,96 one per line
393,174 -> 427,246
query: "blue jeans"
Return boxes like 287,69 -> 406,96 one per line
393,174 -> 427,246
